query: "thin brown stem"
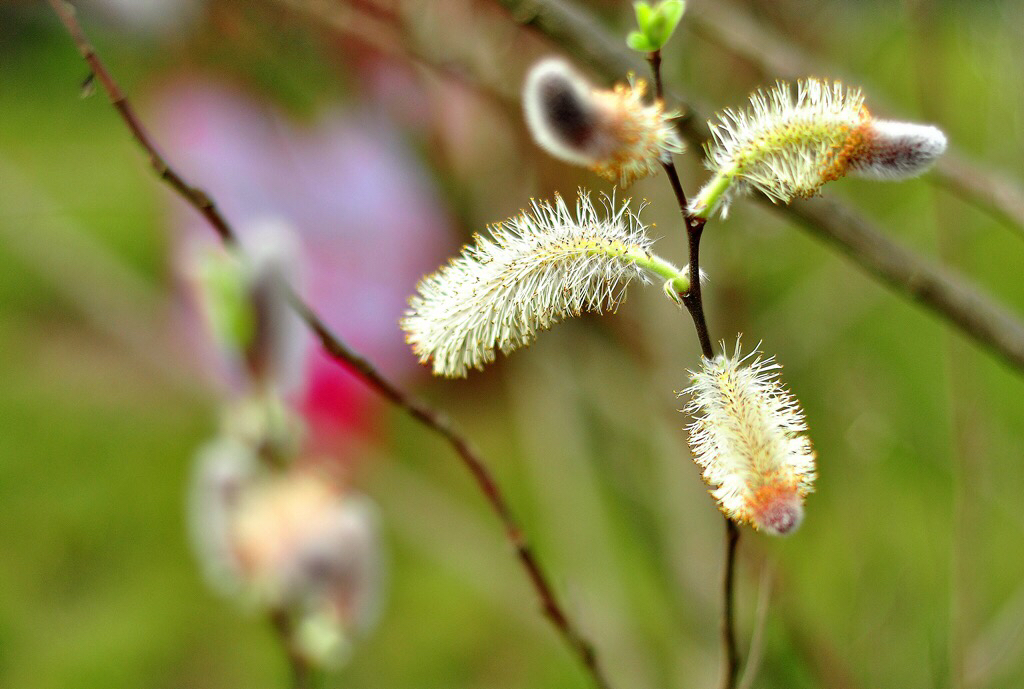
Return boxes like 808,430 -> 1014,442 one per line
45,4 -> 610,687
649,51 -> 737,689
292,299 -> 611,689
680,217 -> 713,358
721,519 -> 741,689
737,561 -> 776,689
45,0 -> 234,245
648,49 -> 665,101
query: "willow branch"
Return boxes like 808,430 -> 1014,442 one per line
45,1 -> 233,244
785,195 -> 1024,372
45,3 -> 610,687
934,154 -> 1024,241
492,0 -> 1024,377
291,300 -> 611,689
649,51 -> 739,689
720,519 -> 741,689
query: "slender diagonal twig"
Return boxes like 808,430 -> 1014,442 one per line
45,1 -> 234,245
649,49 -> 740,689
291,299 -> 610,688
44,3 -> 611,687
491,0 -> 1024,377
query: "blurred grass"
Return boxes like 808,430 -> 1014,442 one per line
1,2 -> 1023,689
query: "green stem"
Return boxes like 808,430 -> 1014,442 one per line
587,242 -> 690,294
692,168 -> 735,219
629,249 -> 691,293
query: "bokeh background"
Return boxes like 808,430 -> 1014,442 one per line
1,1 -> 1023,687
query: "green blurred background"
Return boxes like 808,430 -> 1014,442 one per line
1,1 -> 1023,688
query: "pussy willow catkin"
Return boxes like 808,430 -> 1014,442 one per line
402,191 -> 689,377
690,78 -> 947,218
683,342 -> 816,535
523,57 -> 684,187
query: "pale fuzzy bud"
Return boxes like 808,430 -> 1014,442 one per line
682,340 -> 816,535
230,476 -> 380,617
849,120 -> 947,180
402,191 -> 676,377
240,219 -> 308,396
190,455 -> 383,657
523,57 -> 684,187
189,436 -> 258,595
690,78 -> 947,218
220,392 -> 305,466
191,218 -> 308,395
289,496 -> 382,667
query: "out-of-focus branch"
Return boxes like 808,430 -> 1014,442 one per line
934,154 -> 1024,241
648,50 -> 739,689
269,0 -> 519,112
45,3 -> 611,687
0,158 -> 194,389
45,1 -> 234,245
686,0 -> 1024,239
491,0 -> 1024,376
786,195 -> 1024,371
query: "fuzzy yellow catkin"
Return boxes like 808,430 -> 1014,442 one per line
402,190 -> 690,378
690,78 -> 948,218
522,57 -> 684,187
682,341 -> 816,535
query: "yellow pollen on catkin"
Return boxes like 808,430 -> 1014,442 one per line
522,58 -> 684,188
401,191 -> 684,378
690,79 -> 946,217
682,341 -> 816,535
589,79 -> 682,187
691,79 -> 871,217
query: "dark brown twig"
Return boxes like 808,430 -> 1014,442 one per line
45,3 -> 610,687
492,0 -> 1024,377
649,49 -> 740,689
721,519 -> 741,689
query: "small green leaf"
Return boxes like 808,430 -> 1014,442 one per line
633,1 -> 653,29
661,0 -> 686,30
628,0 -> 686,52
647,13 -> 668,43
627,30 -> 656,53
196,249 -> 255,356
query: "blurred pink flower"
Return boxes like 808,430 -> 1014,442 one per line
154,78 -> 453,452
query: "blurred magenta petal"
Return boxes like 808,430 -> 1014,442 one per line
300,351 -> 376,455
154,78 -> 454,445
